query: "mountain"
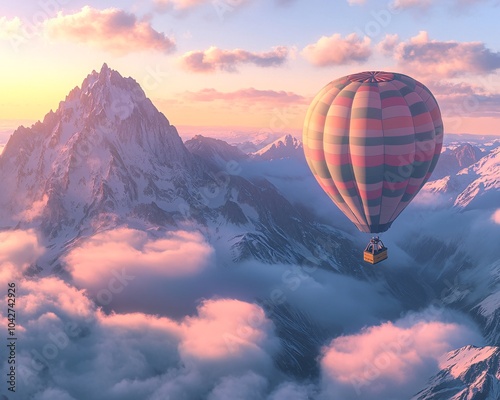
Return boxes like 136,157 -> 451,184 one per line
422,146 -> 500,210
0,63 -> 199,235
252,134 -> 303,160
0,64 -> 366,275
432,143 -> 484,180
184,134 -> 248,169
413,345 -> 500,400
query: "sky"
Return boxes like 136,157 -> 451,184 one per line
1,0 -> 500,140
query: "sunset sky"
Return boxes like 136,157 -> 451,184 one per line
1,0 -> 500,139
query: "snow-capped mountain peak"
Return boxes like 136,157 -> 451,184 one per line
252,134 -> 303,160
413,345 -> 500,400
0,64 -> 194,234
60,62 -> 159,124
422,144 -> 500,210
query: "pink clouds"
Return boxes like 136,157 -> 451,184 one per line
379,31 -> 500,78
183,88 -> 308,105
429,81 -> 500,118
14,282 -> 278,399
154,0 -> 250,13
0,229 -> 43,276
389,0 -> 492,12
302,33 -> 371,66
180,46 -> 289,72
492,209 -> 500,224
154,0 -> 208,12
20,277 -> 94,319
65,228 -> 214,288
179,299 -> 276,361
390,0 -> 433,11
44,6 -> 175,55
319,314 -> 482,399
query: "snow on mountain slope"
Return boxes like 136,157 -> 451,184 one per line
184,134 -> 248,169
432,143 -> 485,180
252,134 -> 303,160
0,63 -> 198,235
453,147 -> 500,209
422,146 -> 500,210
413,345 -> 500,400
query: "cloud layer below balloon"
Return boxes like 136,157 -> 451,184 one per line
0,229 -> 484,399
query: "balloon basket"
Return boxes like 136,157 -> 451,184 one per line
363,236 -> 388,265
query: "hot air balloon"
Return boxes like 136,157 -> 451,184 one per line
303,71 -> 444,264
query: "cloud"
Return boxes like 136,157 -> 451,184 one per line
153,0 -> 290,14
6,273 -> 279,400
21,277 -> 94,320
302,33 -> 371,67
347,0 -> 367,5
0,229 -> 44,278
180,46 -> 289,72
379,31 -> 500,78
389,0 -> 496,12
377,33 -> 400,56
179,299 -> 277,363
390,0 -> 433,11
0,16 -> 22,39
207,372 -> 268,400
492,209 -> 500,224
154,0 -> 209,12
429,81 -> 500,118
182,88 -> 308,105
319,310 -> 483,400
268,382 -> 317,399
0,229 -> 486,399
65,227 -> 214,286
154,0 -> 251,13
44,6 -> 175,55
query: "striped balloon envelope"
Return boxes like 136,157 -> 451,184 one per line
303,71 -> 444,233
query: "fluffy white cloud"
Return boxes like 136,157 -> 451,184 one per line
0,16 -> 22,39
3,266 -> 279,400
44,6 -> 175,55
180,46 -> 289,72
0,229 -> 44,280
0,228 -> 488,399
319,311 -> 483,400
65,228 -> 214,286
378,31 -> 500,78
302,33 -> 371,66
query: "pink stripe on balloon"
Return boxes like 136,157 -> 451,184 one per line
382,106 -> 411,119
305,147 -> 326,161
382,116 -> 414,131
335,180 -> 356,190
350,154 -> 384,167
350,118 -> 383,130
384,154 -> 414,166
383,180 -> 408,190
324,152 -> 351,165
358,188 -> 383,200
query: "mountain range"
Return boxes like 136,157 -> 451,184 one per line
1,64 -> 499,399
